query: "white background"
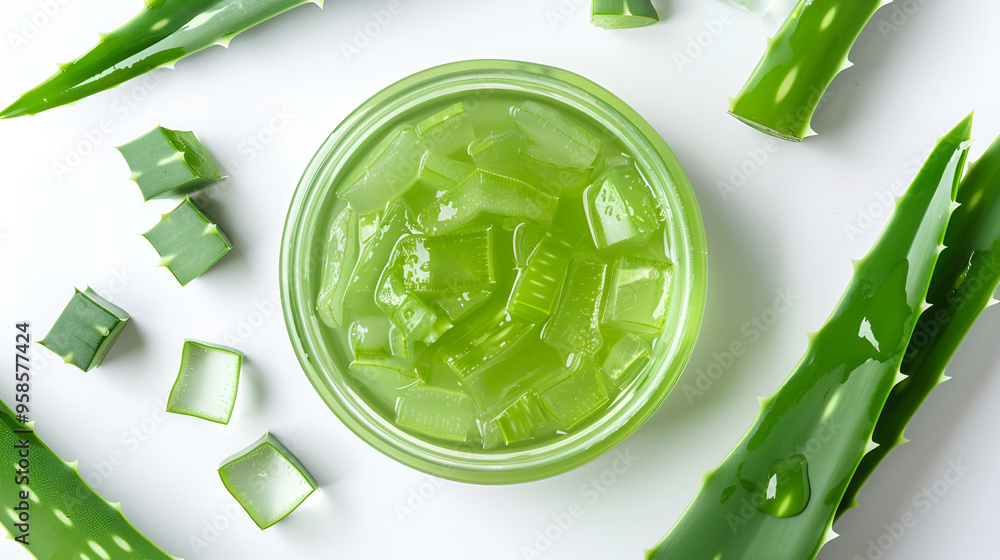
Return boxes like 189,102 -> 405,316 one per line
1,0 -> 999,559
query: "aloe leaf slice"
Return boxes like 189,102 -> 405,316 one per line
419,150 -> 476,190
583,164 -> 662,252
603,256 -> 673,333
512,222 -> 547,267
39,287 -> 129,372
166,339 -> 242,424
646,116 -> 973,560
316,204 -> 359,328
518,149 -> 594,197
337,126 -> 425,215
348,316 -> 395,360
142,195 -> 234,286
348,361 -> 421,411
602,333 -> 651,386
117,126 -> 223,201
416,102 -> 477,157
395,228 -> 496,294
591,0 -> 660,29
468,129 -> 525,175
538,361 -> 610,430
511,101 -> 603,168
541,259 -> 608,356
1,0 -> 323,118
493,391 -> 549,445
375,270 -> 451,344
507,226 -> 583,323
344,202 -> 410,312
395,385 -> 478,443
443,307 -> 536,380
218,433 -> 317,530
434,288 -> 494,323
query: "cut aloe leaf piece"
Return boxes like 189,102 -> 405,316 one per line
507,226 -> 584,323
511,100 -> 603,168
117,125 -> 223,201
375,270 -> 451,343
344,202 -> 410,312
513,222 -> 547,267
359,210 -> 382,245
416,170 -> 559,234
142,195 -> 233,286
461,342 -> 560,415
518,149 -> 593,197
583,165 -> 662,252
468,129 -> 524,175
591,0 -> 660,29
538,365 -> 610,430
39,287 -> 129,372
419,150 -> 476,190
434,288 -> 493,322
443,308 -> 535,380
395,228 -> 496,294
316,204 -> 359,328
541,259 -> 608,355
337,126 -> 424,215
395,385 -> 478,443
603,256 -> 673,333
602,333 -> 651,386
166,339 -> 242,424
348,316 -> 394,359
348,361 -> 421,411
389,324 -> 419,361
416,102 -> 477,156
218,433 -> 317,530
493,391 -> 549,445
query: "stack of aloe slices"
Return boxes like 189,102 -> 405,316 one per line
316,98 -> 677,449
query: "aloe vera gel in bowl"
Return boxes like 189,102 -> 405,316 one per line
281,61 -> 707,483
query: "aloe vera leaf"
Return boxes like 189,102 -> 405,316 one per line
142,195 -> 234,286
511,101 -> 604,168
338,127 -> 425,215
0,400 -> 181,559
166,339 -> 242,424
347,361 -> 421,411
218,433 -> 317,530
538,362 -> 610,430
1,0 -> 322,119
117,126 -> 223,201
583,165 -> 662,252
729,0 -> 886,141
541,259 -> 608,355
316,204 -> 359,328
591,0 -> 660,29
419,150 -> 476,190
603,256 -> 673,333
395,385 -> 478,443
508,226 -> 584,323
646,116 -> 973,560
493,392 -> 549,444
344,202 -> 410,312
416,170 -> 559,234
417,102 -> 477,157
468,129 -> 525,175
394,228 -> 496,294
375,270 -> 451,344
434,288 -> 494,323
513,222 -> 547,267
518,149 -> 593,197
39,287 -> 129,372
602,333 -> 651,386
838,131 -> 1000,518
443,307 -> 536,380
727,0 -> 776,16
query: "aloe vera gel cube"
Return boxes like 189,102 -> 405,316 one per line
417,102 -> 477,156
40,287 -> 129,371
317,204 -> 360,327
603,334 -> 651,385
166,340 -> 242,424
603,256 -> 672,333
395,385 -> 478,443
541,259 -> 608,355
416,170 -> 558,234
337,126 -> 425,214
142,196 -> 233,286
469,130 -> 524,175
219,433 -> 317,530
511,100 -> 603,168
539,364 -> 610,430
395,228 -> 495,294
584,165 -> 662,251
117,126 -> 222,201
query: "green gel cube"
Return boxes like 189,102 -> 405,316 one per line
434,288 -> 493,323
512,222 -> 547,267
443,308 -> 535,380
419,150 -> 476,190
395,228 -> 495,294
518,148 -> 593,197
507,226 -> 583,323
316,204 -> 360,327
116,125 -> 223,201
583,165 -> 663,252
39,287 -> 129,372
337,126 -> 425,214
511,100 -> 603,168
416,170 -> 558,234
348,316 -> 395,360
603,256 -> 673,333
602,334 -> 651,385
142,196 -> 233,286
541,259 -> 608,355
538,365 -> 610,430
218,433 -> 317,530
416,102 -> 477,156
468,129 -> 524,175
395,385 -> 478,443
375,271 -> 451,344
166,340 -> 242,424
344,202 -> 408,312
493,392 -> 548,445
348,361 -> 421,411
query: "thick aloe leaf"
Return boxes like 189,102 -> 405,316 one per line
1,0 -> 322,118
591,0 -> 660,29
647,116 -> 972,560
838,131 -> 1000,517
39,287 -> 129,372
0,399 -> 180,559
728,0 -> 887,141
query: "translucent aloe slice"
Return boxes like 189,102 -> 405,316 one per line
388,324 -> 419,361
375,270 -> 451,343
117,125 -> 223,201
512,222 -> 547,267
493,391 -> 549,445
603,256 -> 673,333
395,385 -> 478,443
166,340 -> 242,424
434,288 -> 493,322
602,334 -> 651,385
416,170 -> 559,234
518,149 -> 593,197
316,204 -> 359,328
395,228 -> 495,294
416,102 -> 477,156
591,0 -> 660,29
348,316 -> 394,359
538,366 -> 610,430
460,342 -> 560,415
337,126 -> 424,214
524,352 -> 592,395
510,100 -> 603,168
39,287 -> 129,372
142,195 -> 234,286
507,226 -> 583,323
541,259 -> 608,355
443,308 -> 535,380
468,129 -> 524,175
419,150 -> 476,190
583,165 -> 662,252
218,433 -> 317,530
344,202 -> 410,312
359,210 -> 382,245
348,361 -> 421,411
